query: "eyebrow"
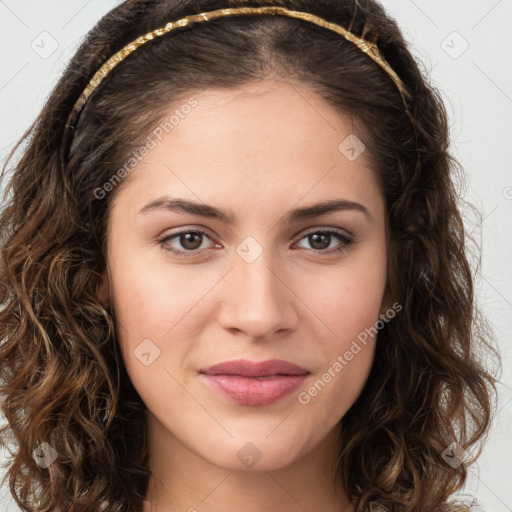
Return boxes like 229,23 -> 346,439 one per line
138,196 -> 373,223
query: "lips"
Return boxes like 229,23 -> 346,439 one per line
200,358 -> 309,377
199,358 -> 310,406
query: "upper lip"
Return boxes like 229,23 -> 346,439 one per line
200,358 -> 309,377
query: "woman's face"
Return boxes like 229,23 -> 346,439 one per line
100,79 -> 390,472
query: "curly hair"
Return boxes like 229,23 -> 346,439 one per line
0,0 -> 500,511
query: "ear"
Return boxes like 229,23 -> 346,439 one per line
96,268 -> 111,309
379,279 -> 394,318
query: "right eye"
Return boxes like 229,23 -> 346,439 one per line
158,229 -> 219,257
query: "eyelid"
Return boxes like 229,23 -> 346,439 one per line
158,225 -> 356,256
161,224 -> 354,240
160,227 -> 218,248
298,225 -> 354,239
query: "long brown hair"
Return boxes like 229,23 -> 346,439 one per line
0,1 -> 499,511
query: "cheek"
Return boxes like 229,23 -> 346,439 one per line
109,251 -> 211,337
297,271 -> 383,414
107,251 -> 220,388
295,248 -> 386,406
298,342 -> 375,422
300,251 -> 387,345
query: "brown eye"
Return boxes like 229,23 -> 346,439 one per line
159,229 -> 216,256
295,229 -> 355,254
177,232 -> 204,251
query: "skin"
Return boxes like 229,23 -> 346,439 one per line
98,78 -> 391,512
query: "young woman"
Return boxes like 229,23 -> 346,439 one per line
0,1 -> 499,511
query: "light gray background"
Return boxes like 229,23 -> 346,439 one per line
1,1 -> 511,510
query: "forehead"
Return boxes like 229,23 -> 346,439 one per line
110,79 -> 383,222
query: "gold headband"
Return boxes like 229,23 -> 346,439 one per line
65,5 -> 410,130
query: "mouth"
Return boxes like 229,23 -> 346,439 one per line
199,358 -> 310,406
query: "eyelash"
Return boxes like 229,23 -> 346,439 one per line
157,228 -> 355,258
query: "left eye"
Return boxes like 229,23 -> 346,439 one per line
158,228 -> 354,256
295,229 -> 354,252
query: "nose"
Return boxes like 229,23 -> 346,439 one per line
217,243 -> 299,340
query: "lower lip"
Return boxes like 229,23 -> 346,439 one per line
200,374 -> 309,406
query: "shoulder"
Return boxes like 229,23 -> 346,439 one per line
440,495 -> 485,512
369,496 -> 485,511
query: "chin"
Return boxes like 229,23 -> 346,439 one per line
200,432 -> 313,472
